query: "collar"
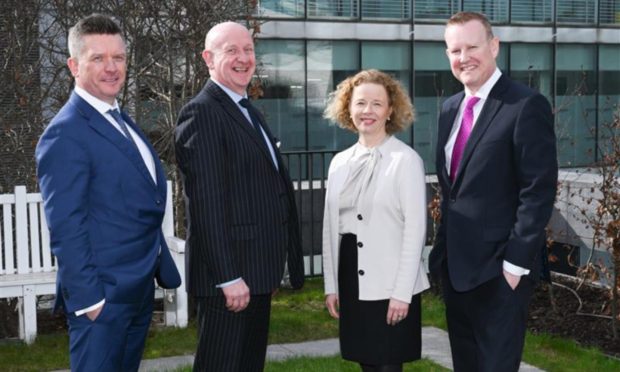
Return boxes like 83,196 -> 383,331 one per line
351,135 -> 393,159
464,68 -> 502,100
211,78 -> 246,104
74,86 -> 120,115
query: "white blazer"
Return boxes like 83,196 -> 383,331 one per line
322,136 -> 430,303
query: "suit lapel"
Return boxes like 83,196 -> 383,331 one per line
121,112 -> 165,195
453,76 -> 509,185
69,93 -> 158,191
437,93 -> 464,187
206,81 -> 278,169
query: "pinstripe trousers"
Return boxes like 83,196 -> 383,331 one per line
193,294 -> 271,372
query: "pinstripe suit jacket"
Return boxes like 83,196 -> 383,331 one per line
175,80 -> 304,297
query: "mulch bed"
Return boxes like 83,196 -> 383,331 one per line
528,274 -> 620,358
1,275 -> 619,359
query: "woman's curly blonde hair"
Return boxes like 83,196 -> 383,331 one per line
323,69 -> 415,135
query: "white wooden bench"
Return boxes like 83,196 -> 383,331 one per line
0,181 -> 187,344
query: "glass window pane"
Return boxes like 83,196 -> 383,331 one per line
307,0 -> 358,19
414,0 -> 459,20
510,43 -> 553,99
413,42 -> 459,174
463,0 -> 509,23
556,44 -> 597,167
599,0 -> 620,25
598,45 -> 620,159
362,0 -> 411,20
510,0 -> 553,23
556,0 -> 597,24
308,40 -> 359,151
362,41 -> 412,146
255,40 -> 306,152
256,0 -> 305,17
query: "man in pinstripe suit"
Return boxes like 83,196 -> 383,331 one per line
175,21 -> 304,372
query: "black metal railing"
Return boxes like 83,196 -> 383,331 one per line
282,150 -> 338,277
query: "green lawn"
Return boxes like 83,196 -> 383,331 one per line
0,277 -> 619,371
172,356 -> 448,372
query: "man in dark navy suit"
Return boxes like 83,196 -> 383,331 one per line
429,12 -> 558,372
175,21 -> 304,371
36,14 -> 180,371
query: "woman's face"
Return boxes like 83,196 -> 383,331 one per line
349,82 -> 392,137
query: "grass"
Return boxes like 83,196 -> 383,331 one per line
264,356 -> 448,372
173,356 -> 448,372
1,277 -> 619,371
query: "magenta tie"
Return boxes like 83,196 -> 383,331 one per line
450,96 -> 480,182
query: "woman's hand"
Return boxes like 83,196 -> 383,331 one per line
325,294 -> 340,319
386,298 -> 409,325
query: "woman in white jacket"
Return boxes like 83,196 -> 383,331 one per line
322,69 -> 430,372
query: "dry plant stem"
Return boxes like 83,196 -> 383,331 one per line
552,281 -> 613,321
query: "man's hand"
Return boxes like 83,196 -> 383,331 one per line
503,269 -> 521,290
222,279 -> 250,312
387,298 -> 409,326
86,305 -> 103,321
325,294 -> 339,319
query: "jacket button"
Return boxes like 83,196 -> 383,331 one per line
357,241 -> 363,248
358,270 -> 365,276
357,214 -> 363,220
449,198 -> 456,203
156,200 -> 162,205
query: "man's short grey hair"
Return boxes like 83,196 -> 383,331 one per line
68,14 -> 123,58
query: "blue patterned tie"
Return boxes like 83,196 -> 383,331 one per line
108,109 -> 139,150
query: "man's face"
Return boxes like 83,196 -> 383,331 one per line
68,34 -> 126,105
203,25 -> 256,96
444,20 -> 499,94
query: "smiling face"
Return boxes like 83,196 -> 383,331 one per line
445,20 -> 499,94
349,82 -> 393,140
203,22 -> 255,95
67,33 -> 126,105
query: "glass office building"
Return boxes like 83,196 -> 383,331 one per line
250,0 -> 620,173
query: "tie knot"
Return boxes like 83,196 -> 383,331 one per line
465,96 -> 481,110
238,98 -> 251,109
108,108 -> 122,120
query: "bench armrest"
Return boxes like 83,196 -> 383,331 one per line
165,236 -> 186,254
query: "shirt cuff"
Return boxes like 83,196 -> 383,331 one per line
503,260 -> 530,276
75,299 -> 105,316
216,277 -> 242,288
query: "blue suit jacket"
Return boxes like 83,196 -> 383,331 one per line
36,92 -> 180,313
429,75 -> 558,292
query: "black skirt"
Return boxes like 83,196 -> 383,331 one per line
338,233 -> 422,365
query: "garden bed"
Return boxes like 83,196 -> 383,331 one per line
528,273 -> 620,358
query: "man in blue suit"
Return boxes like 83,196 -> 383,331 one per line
36,14 -> 180,371
429,12 -> 557,372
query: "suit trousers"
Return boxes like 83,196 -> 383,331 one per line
194,294 -> 272,372
442,266 -> 534,372
66,283 -> 155,372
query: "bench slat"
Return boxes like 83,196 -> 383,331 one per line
40,203 -> 54,272
29,202 -> 42,273
3,203 -> 15,275
15,186 -> 29,274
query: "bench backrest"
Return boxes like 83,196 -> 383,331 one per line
0,186 -> 56,276
1,181 -> 173,277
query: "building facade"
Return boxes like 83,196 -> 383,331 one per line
249,0 -> 620,276
250,0 -> 620,174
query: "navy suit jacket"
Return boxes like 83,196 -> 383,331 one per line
175,80 -> 304,297
429,74 -> 558,292
36,92 -> 180,313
